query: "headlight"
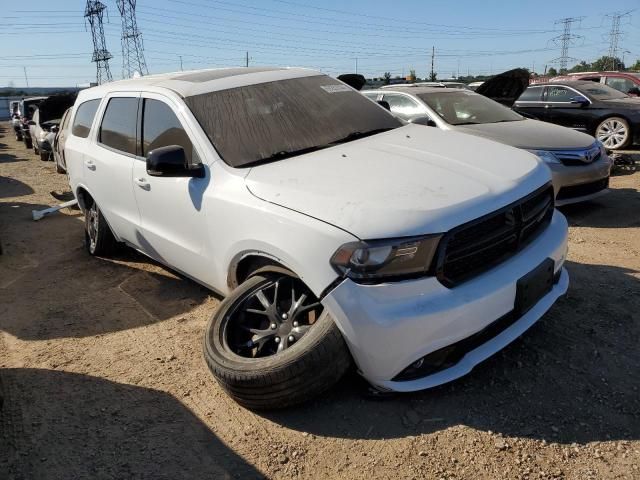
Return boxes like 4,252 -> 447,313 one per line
330,235 -> 442,282
527,149 -> 561,164
39,131 -> 48,141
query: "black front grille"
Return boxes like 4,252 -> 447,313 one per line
434,184 -> 554,287
557,177 -> 609,200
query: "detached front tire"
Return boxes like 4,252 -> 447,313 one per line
204,273 -> 351,410
84,200 -> 116,256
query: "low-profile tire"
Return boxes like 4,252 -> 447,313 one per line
204,273 -> 352,410
24,138 -> 32,149
596,117 -> 631,150
40,151 -> 49,161
84,200 -> 116,256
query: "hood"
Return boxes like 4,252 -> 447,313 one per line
337,73 -> 366,91
476,68 -> 530,107
244,125 -> 550,239
454,119 -> 595,150
38,93 -> 76,123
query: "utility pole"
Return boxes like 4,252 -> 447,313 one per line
179,55 -> 183,71
549,17 -> 584,73
355,58 -> 358,74
606,11 -> 633,70
22,67 -> 29,87
84,0 -> 113,84
117,0 -> 148,78
430,46 -> 435,81
245,51 -> 249,67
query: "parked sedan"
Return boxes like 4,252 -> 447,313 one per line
513,81 -> 640,150
364,86 -> 612,205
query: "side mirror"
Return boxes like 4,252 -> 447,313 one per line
627,87 -> 640,96
376,100 -> 391,111
408,116 -> 437,127
570,96 -> 589,106
146,145 -> 205,178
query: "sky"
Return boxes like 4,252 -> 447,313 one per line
1,0 -> 639,87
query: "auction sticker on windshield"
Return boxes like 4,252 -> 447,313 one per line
321,84 -> 351,93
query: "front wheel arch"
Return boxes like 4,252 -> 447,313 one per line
228,253 -> 296,290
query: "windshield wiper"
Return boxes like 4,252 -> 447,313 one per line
329,127 -> 396,145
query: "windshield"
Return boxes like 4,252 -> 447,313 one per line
417,90 -> 523,125
579,83 -> 630,100
185,75 -> 401,167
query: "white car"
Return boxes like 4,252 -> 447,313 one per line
65,67 -> 569,409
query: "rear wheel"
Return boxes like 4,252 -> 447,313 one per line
596,117 -> 630,150
40,151 -> 49,162
84,201 -> 116,256
204,272 -> 351,410
24,138 -> 32,149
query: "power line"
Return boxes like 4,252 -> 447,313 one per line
117,0 -> 148,78
84,0 -> 113,84
549,17 -> 584,72
605,10 -> 633,69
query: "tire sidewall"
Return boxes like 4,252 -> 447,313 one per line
205,274 -> 336,373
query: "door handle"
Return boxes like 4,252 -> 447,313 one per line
84,159 -> 96,170
544,104 -> 552,109
134,177 -> 150,190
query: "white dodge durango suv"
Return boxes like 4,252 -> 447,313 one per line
65,67 -> 569,409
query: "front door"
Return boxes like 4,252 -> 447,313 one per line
544,85 -> 589,131
131,94 -> 211,281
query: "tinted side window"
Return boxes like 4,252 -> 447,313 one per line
547,86 -> 574,102
99,97 -> 139,155
72,99 -> 100,138
605,77 -> 634,93
382,94 -> 422,118
517,87 -> 543,102
141,99 -> 193,162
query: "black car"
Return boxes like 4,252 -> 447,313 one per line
513,81 -> 640,150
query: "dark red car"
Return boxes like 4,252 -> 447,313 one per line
551,72 -> 640,97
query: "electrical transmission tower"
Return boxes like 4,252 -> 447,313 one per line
84,1 -> 113,85
605,11 -> 633,70
117,0 -> 148,78
549,17 -> 584,73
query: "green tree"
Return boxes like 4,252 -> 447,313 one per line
383,72 -> 391,85
629,59 -> 640,71
547,67 -> 558,77
568,60 -> 591,73
591,56 -> 624,71
428,71 -> 437,81
408,69 -> 417,83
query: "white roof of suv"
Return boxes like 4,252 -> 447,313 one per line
77,67 -> 319,99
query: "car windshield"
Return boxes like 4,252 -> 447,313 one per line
184,74 -> 402,167
579,84 -> 630,100
417,90 -> 523,125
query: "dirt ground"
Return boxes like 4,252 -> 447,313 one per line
0,120 -> 639,480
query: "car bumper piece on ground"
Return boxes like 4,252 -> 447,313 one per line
323,211 -> 569,392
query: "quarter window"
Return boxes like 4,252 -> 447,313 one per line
141,99 -> 193,162
99,97 -> 139,155
71,99 -> 100,138
546,86 -> 574,103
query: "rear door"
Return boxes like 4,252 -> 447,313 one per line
85,93 -> 142,246
512,85 -> 548,120
131,93 -> 210,280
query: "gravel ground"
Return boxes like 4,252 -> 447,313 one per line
0,121 -> 639,479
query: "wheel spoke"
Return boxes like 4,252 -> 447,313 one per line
245,308 -> 268,316
255,290 -> 271,310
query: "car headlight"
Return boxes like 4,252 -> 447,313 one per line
39,132 -> 48,141
527,149 -> 561,164
330,234 -> 442,282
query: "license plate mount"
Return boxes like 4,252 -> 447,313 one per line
515,258 -> 555,316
